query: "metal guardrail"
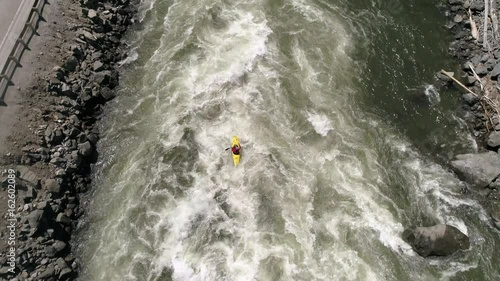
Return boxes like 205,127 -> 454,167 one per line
0,0 -> 46,105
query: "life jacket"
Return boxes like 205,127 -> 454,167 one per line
232,146 -> 240,154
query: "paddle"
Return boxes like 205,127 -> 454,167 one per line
225,147 -> 231,151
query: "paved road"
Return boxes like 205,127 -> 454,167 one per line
0,0 -> 24,48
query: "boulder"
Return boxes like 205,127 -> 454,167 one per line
404,224 -> 470,257
26,208 -> 50,235
53,240 -> 67,254
78,141 -> 93,156
63,56 -> 78,72
38,265 -> 55,279
487,131 -> 500,149
450,151 -> 500,188
489,202 -> 500,230
45,179 -> 61,196
462,93 -> 478,105
56,213 -> 71,225
16,166 -> 40,187
45,246 -> 57,258
59,268 -> 73,280
93,60 -> 104,71
491,63 -> 500,79
100,86 -> 115,100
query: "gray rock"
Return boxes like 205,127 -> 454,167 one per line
93,60 -> 104,71
38,265 -> 55,278
490,63 -> 500,79
87,133 -> 99,145
45,246 -> 57,258
462,93 -> 479,105
63,56 -> 78,72
490,202 -> 500,230
475,64 -> 488,76
87,9 -> 98,19
487,131 -> 500,149
53,240 -> 67,253
24,186 -> 37,203
45,124 -> 56,143
93,70 -> 111,85
92,51 -> 102,60
56,257 -> 68,269
0,266 -> 12,275
16,166 -> 40,187
78,141 -> 93,156
45,179 -> 61,196
450,151 -> 500,188
59,268 -> 73,280
68,127 -> 81,139
100,86 -> 115,100
404,224 -> 470,257
56,213 -> 71,225
26,209 -> 45,229
453,14 -> 463,23
464,75 -> 476,86
470,1 -> 485,11
80,30 -> 96,42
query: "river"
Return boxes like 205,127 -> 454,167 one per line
75,0 -> 500,280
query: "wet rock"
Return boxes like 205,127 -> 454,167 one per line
404,224 -> 470,257
464,75 -> 476,86
448,0 -> 464,5
462,92 -> 478,106
450,151 -> 500,188
453,14 -> 463,23
100,86 -> 115,100
87,133 -> 99,145
490,202 -> 500,230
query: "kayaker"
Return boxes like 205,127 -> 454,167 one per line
232,145 -> 240,155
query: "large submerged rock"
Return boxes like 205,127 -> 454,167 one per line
450,151 -> 500,188
404,224 -> 470,257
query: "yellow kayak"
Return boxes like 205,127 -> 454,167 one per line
231,136 -> 241,166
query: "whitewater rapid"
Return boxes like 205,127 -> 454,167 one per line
75,0 -> 500,280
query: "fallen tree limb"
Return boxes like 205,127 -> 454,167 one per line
440,70 -> 479,97
440,69 -> 500,131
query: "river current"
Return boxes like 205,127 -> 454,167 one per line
75,0 -> 500,280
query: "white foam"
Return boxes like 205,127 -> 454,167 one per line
424,84 -> 441,105
306,111 -> 333,136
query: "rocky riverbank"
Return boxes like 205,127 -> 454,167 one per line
402,0 -> 500,258
401,0 -> 500,258
0,0 -> 136,279
441,0 -> 500,232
